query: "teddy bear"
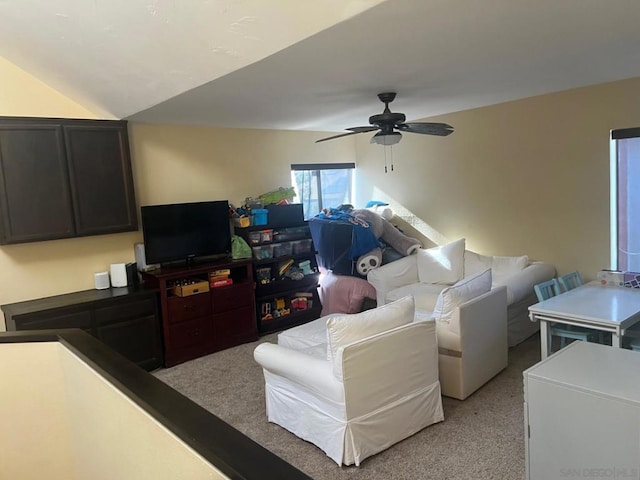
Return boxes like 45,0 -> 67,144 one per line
351,208 -> 422,276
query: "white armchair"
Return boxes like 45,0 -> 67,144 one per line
253,296 -> 444,466
369,249 -> 509,400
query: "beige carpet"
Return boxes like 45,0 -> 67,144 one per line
154,332 -> 541,480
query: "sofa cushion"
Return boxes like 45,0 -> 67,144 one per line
464,250 -> 493,277
278,313 -> 342,351
432,268 -> 492,324
417,238 -> 465,285
326,295 -> 414,361
491,255 -> 528,298
492,255 -> 528,276
387,283 -> 446,312
298,343 -> 329,359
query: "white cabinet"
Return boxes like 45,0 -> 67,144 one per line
524,342 -> 640,480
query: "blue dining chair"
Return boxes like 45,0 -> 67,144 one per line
559,271 -> 608,344
534,277 -> 597,352
558,271 -> 583,292
534,278 -> 561,302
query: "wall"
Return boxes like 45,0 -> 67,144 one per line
0,343 -> 75,479
59,345 -> 230,480
0,55 -> 354,330
355,77 -> 640,279
129,123 -> 353,208
0,341 -> 233,479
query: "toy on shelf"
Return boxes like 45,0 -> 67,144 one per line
258,187 -> 296,206
272,297 -> 290,318
291,292 -> 313,311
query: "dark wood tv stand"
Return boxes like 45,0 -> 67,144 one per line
142,258 -> 257,367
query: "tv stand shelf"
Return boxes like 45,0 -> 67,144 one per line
142,258 -> 257,367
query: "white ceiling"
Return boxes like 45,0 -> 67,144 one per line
2,0 -> 640,134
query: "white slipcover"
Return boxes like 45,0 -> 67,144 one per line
254,317 -> 444,466
367,250 -> 556,346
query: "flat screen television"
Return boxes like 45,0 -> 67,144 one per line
141,200 -> 232,265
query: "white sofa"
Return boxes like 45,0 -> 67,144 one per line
254,296 -> 444,466
367,239 -> 556,347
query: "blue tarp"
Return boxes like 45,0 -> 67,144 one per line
314,209 -> 382,260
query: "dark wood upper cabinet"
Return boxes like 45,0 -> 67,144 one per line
0,117 -> 137,244
64,122 -> 137,236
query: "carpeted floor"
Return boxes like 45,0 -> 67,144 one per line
154,332 -> 541,480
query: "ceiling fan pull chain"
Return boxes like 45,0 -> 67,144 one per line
391,146 -> 394,172
384,146 -> 388,173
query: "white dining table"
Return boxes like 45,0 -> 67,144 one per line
528,282 -> 640,359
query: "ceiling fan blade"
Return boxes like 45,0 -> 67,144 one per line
346,126 -> 379,133
397,122 -> 454,136
315,127 -> 379,143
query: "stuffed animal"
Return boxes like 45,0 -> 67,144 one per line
365,201 -> 394,221
352,208 -> 422,276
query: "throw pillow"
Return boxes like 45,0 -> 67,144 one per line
417,238 -> 465,285
464,250 -> 493,277
432,268 -> 492,323
326,295 -> 414,361
491,255 -> 528,276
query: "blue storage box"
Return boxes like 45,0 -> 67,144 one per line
252,209 -> 268,226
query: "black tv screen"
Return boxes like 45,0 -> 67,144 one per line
141,201 -> 231,265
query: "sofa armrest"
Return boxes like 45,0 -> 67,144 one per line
456,286 -> 507,352
494,262 -> 556,304
437,286 -> 508,400
437,286 -> 508,353
254,343 -> 343,402
367,255 -> 419,306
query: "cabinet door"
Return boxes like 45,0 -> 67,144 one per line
0,123 -> 75,243
97,315 -> 163,371
63,122 -> 137,236
94,294 -> 163,370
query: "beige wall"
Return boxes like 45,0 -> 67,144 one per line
59,345 -> 229,479
0,56 -> 99,119
129,123 -> 353,208
0,341 -> 232,479
0,343 -> 75,479
355,77 -> 640,280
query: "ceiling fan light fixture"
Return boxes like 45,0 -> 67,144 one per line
370,131 -> 402,145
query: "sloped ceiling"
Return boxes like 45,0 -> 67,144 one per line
1,0 -> 640,133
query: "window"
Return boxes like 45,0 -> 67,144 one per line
291,163 -> 355,219
611,127 -> 640,271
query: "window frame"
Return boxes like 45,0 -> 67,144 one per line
611,127 -> 640,271
291,162 -> 355,219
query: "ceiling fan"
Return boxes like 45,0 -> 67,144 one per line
315,92 -> 454,145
